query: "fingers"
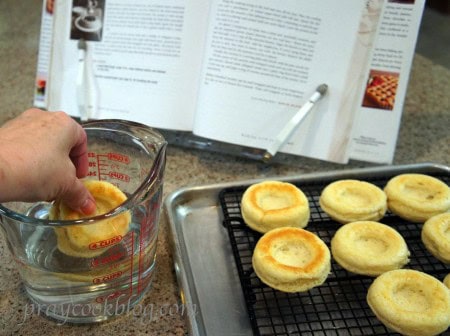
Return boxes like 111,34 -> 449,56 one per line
61,178 -> 97,215
53,112 -> 95,215
62,113 -> 96,215
69,124 -> 90,178
79,195 -> 97,215
67,119 -> 97,216
0,108 -> 97,215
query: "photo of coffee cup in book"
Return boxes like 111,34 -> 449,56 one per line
78,15 -> 101,30
72,6 -> 87,17
70,0 -> 104,41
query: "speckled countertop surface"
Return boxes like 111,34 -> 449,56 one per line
0,1 -> 449,335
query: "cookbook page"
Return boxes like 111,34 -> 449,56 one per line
349,0 -> 426,163
48,0 -> 210,130
33,0 -> 55,108
326,0 -> 384,162
192,0 -> 366,163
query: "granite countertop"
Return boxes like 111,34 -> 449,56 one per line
0,1 -> 449,335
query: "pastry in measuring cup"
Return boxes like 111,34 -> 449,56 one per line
367,269 -> 450,336
384,173 -> 450,223
331,221 -> 410,276
252,227 -> 330,293
319,179 -> 387,224
50,179 -> 131,258
240,180 -> 310,233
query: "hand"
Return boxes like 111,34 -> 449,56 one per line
0,109 -> 96,215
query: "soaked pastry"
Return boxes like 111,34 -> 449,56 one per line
331,221 -> 409,276
252,227 -> 330,293
50,180 -> 131,258
367,269 -> 450,336
422,213 -> 450,263
319,180 -> 387,224
241,181 -> 310,233
384,174 -> 450,223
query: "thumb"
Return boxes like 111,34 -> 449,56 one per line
62,179 -> 96,216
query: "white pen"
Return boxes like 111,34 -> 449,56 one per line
262,83 -> 328,162
77,39 -> 98,122
76,39 -> 87,121
84,40 -> 98,121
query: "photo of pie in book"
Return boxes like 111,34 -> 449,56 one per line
362,71 -> 399,110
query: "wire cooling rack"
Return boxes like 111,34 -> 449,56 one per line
219,172 -> 450,336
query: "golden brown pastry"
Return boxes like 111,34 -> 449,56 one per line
367,269 -> 450,336
241,181 -> 310,233
422,212 -> 450,263
443,274 -> 450,289
50,180 -> 131,258
252,227 -> 330,292
331,221 -> 409,276
319,179 -> 387,224
384,173 -> 450,223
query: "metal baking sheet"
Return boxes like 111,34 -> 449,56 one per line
164,163 -> 450,336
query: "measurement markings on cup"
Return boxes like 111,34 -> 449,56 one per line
97,154 -> 111,181
91,225 -> 136,303
90,152 -> 131,182
86,152 -> 137,304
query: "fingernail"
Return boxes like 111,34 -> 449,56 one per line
80,198 -> 96,215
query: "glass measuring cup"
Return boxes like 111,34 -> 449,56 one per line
0,119 -> 167,323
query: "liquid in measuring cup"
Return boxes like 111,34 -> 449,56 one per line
0,120 -> 167,323
20,188 -> 162,323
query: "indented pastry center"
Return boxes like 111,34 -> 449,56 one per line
354,236 -> 388,254
272,241 -> 312,267
259,194 -> 292,210
393,284 -> 430,313
343,189 -> 371,207
404,183 -> 433,201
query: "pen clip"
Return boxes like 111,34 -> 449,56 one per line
76,39 -> 87,121
262,84 -> 328,162
77,39 -> 98,122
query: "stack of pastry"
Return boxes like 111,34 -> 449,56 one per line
384,173 -> 450,223
319,179 -> 387,224
241,180 -> 310,233
331,221 -> 410,276
241,174 -> 450,334
444,273 -> 450,289
421,212 -> 450,263
252,227 -> 330,293
367,269 -> 450,336
241,181 -> 330,292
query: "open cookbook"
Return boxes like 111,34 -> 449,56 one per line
34,0 -> 425,164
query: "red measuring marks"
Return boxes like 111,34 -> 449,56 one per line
87,152 -> 131,182
92,231 -> 135,304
